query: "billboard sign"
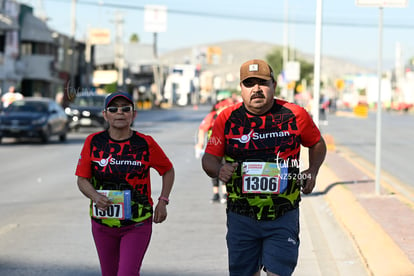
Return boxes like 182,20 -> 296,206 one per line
144,5 -> 167,33
89,28 -> 111,45
355,0 -> 408,7
285,61 -> 300,82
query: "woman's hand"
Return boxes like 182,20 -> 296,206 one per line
153,201 -> 168,223
93,193 -> 112,211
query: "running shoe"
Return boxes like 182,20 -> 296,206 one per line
220,194 -> 227,204
210,193 -> 220,203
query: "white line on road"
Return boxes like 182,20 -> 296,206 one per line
0,224 -> 19,236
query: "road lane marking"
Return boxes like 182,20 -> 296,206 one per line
0,224 -> 19,236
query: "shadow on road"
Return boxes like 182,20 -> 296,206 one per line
0,261 -> 100,276
305,179 -> 374,197
0,261 -> 221,276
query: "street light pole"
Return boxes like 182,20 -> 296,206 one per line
375,7 -> 383,195
70,0 -> 77,91
313,0 -> 323,127
282,0 -> 289,100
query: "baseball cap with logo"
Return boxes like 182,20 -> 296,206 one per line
240,59 -> 274,82
105,91 -> 134,109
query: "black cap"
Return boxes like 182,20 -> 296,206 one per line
104,92 -> 133,109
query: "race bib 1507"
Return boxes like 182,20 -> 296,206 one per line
92,190 -> 132,220
242,162 -> 288,194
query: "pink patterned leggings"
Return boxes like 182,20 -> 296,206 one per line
91,219 -> 152,276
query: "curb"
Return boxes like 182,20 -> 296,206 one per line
319,159 -> 414,276
334,145 -> 414,206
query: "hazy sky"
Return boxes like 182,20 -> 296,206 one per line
22,0 -> 414,70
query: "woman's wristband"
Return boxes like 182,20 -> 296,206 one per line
158,196 -> 169,205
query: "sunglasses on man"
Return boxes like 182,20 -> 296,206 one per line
106,106 -> 134,113
242,78 -> 271,88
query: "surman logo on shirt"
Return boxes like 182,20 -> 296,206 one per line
232,130 -> 290,144
93,155 -> 142,167
93,155 -> 111,167
231,130 -> 254,143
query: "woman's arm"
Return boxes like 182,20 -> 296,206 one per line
154,167 -> 175,223
77,176 -> 112,210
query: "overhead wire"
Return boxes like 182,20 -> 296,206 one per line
44,0 -> 414,30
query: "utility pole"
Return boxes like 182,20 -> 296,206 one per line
36,0 -> 48,22
375,7 -> 383,195
85,28 -> 91,89
144,5 -> 167,106
70,0 -> 77,91
313,0 -> 323,127
152,31 -> 163,105
114,11 -> 125,91
356,0 -> 408,195
282,0 -> 289,100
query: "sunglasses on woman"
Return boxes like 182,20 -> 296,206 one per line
106,106 -> 133,113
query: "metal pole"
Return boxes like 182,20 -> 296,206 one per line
313,0 -> 322,127
70,0 -> 77,90
115,11 -> 125,91
152,32 -> 163,105
153,32 -> 158,59
375,7 -> 383,195
282,0 -> 289,100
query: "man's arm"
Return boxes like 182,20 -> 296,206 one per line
202,152 -> 223,178
195,129 -> 206,150
202,152 -> 238,183
301,136 -> 327,194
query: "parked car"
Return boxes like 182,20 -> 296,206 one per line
0,97 -> 69,143
65,94 -> 107,130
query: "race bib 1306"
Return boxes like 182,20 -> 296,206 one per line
242,162 -> 288,194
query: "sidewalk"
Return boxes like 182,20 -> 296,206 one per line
319,138 -> 414,276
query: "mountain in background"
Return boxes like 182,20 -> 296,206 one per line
160,40 -> 376,81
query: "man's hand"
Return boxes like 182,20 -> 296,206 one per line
299,169 -> 317,194
218,163 -> 238,183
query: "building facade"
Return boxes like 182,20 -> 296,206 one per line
0,0 -> 85,106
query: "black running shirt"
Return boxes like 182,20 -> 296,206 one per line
205,99 -> 321,220
76,130 -> 173,227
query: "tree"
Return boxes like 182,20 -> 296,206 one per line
296,57 -> 313,85
266,47 -> 314,95
104,82 -> 118,93
266,47 -> 284,79
130,33 -> 140,43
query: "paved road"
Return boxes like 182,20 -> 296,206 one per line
0,104 -> 371,275
320,110 -> 413,192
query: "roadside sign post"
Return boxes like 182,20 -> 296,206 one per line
285,61 -> 301,103
355,0 -> 408,195
144,5 -> 167,105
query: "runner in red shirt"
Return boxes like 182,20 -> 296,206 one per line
76,91 -> 175,276
196,98 -> 235,203
202,59 -> 326,276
